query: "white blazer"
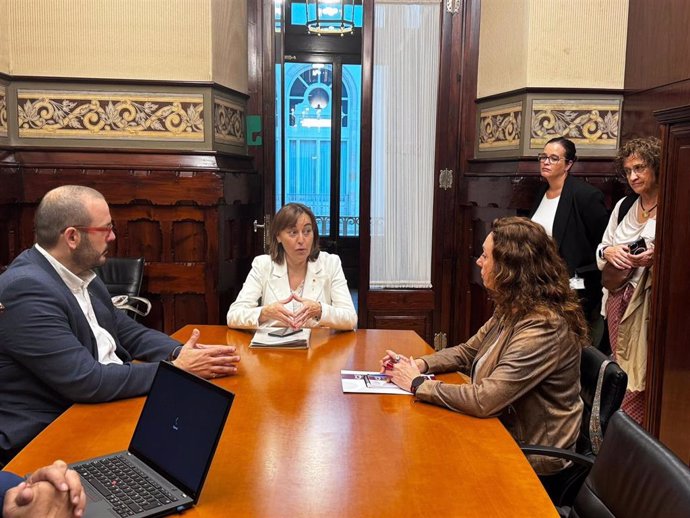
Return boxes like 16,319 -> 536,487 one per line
226,252 -> 357,330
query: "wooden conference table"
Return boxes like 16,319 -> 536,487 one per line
6,326 -> 557,517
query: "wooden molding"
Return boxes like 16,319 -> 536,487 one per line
476,86 -> 624,104
654,104 -> 690,125
1,149 -> 254,173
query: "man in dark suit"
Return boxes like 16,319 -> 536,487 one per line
0,185 -> 240,463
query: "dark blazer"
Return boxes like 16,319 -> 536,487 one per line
529,175 -> 609,318
0,471 -> 23,509
0,247 -> 179,461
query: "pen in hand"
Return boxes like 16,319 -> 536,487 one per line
381,352 -> 403,372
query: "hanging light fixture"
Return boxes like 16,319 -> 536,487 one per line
305,0 -> 355,37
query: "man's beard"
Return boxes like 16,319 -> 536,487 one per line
73,238 -> 107,271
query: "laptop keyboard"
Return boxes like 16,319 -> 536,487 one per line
74,455 -> 179,517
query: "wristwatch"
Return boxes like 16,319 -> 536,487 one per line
411,376 -> 427,395
599,246 -> 609,260
168,345 -> 183,362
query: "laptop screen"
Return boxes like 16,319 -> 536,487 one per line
129,362 -> 234,501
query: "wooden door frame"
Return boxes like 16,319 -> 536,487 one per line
359,1 -> 478,344
357,0 -> 374,326
647,106 -> 690,451
252,1 -> 481,342
435,0 -> 480,346
247,0 -> 277,250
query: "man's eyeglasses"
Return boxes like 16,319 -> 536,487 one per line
537,153 -> 568,165
622,164 -> 648,177
62,223 -> 115,234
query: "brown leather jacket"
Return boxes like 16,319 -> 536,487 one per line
416,313 -> 583,475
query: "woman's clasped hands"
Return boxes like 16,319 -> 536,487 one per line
260,292 -> 323,329
379,349 -> 426,392
604,243 -> 655,270
629,245 -> 655,268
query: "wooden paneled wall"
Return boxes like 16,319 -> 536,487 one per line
621,0 -> 690,140
366,290 -> 434,343
622,0 -> 690,463
648,107 -> 690,466
0,150 -> 257,335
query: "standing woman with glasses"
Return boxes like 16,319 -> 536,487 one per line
530,137 -> 609,343
595,137 -> 660,424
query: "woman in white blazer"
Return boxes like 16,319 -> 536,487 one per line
227,203 -> 357,330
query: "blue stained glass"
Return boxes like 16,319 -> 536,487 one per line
290,3 -> 363,28
276,61 -> 361,237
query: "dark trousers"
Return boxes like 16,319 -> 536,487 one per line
539,462 -> 590,507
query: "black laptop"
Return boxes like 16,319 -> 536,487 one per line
71,361 -> 235,518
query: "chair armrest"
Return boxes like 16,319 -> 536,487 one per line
521,445 -> 595,468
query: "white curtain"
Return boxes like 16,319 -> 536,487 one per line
370,1 -> 441,288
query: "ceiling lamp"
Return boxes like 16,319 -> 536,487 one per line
305,0 -> 355,36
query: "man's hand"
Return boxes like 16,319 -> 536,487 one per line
3,460 -> 85,518
173,328 -> 241,379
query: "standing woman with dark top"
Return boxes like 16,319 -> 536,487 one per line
530,137 -> 609,341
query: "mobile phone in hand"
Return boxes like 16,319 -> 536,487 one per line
628,237 -> 647,255
267,328 -> 302,338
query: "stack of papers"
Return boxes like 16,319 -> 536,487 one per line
250,328 -> 311,349
340,370 -> 435,394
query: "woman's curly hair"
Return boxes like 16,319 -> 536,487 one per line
488,217 -> 588,345
615,136 -> 661,181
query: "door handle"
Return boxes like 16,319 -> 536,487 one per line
253,214 -> 271,253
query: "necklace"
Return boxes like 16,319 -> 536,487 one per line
640,199 -> 658,218
287,265 -> 307,293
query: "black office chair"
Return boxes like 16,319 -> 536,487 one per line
577,346 -> 628,455
567,410 -> 690,518
94,257 -> 148,319
522,346 -> 628,506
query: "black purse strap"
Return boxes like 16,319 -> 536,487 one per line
617,195 -> 639,224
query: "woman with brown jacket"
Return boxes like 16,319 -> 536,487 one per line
381,217 -> 587,486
